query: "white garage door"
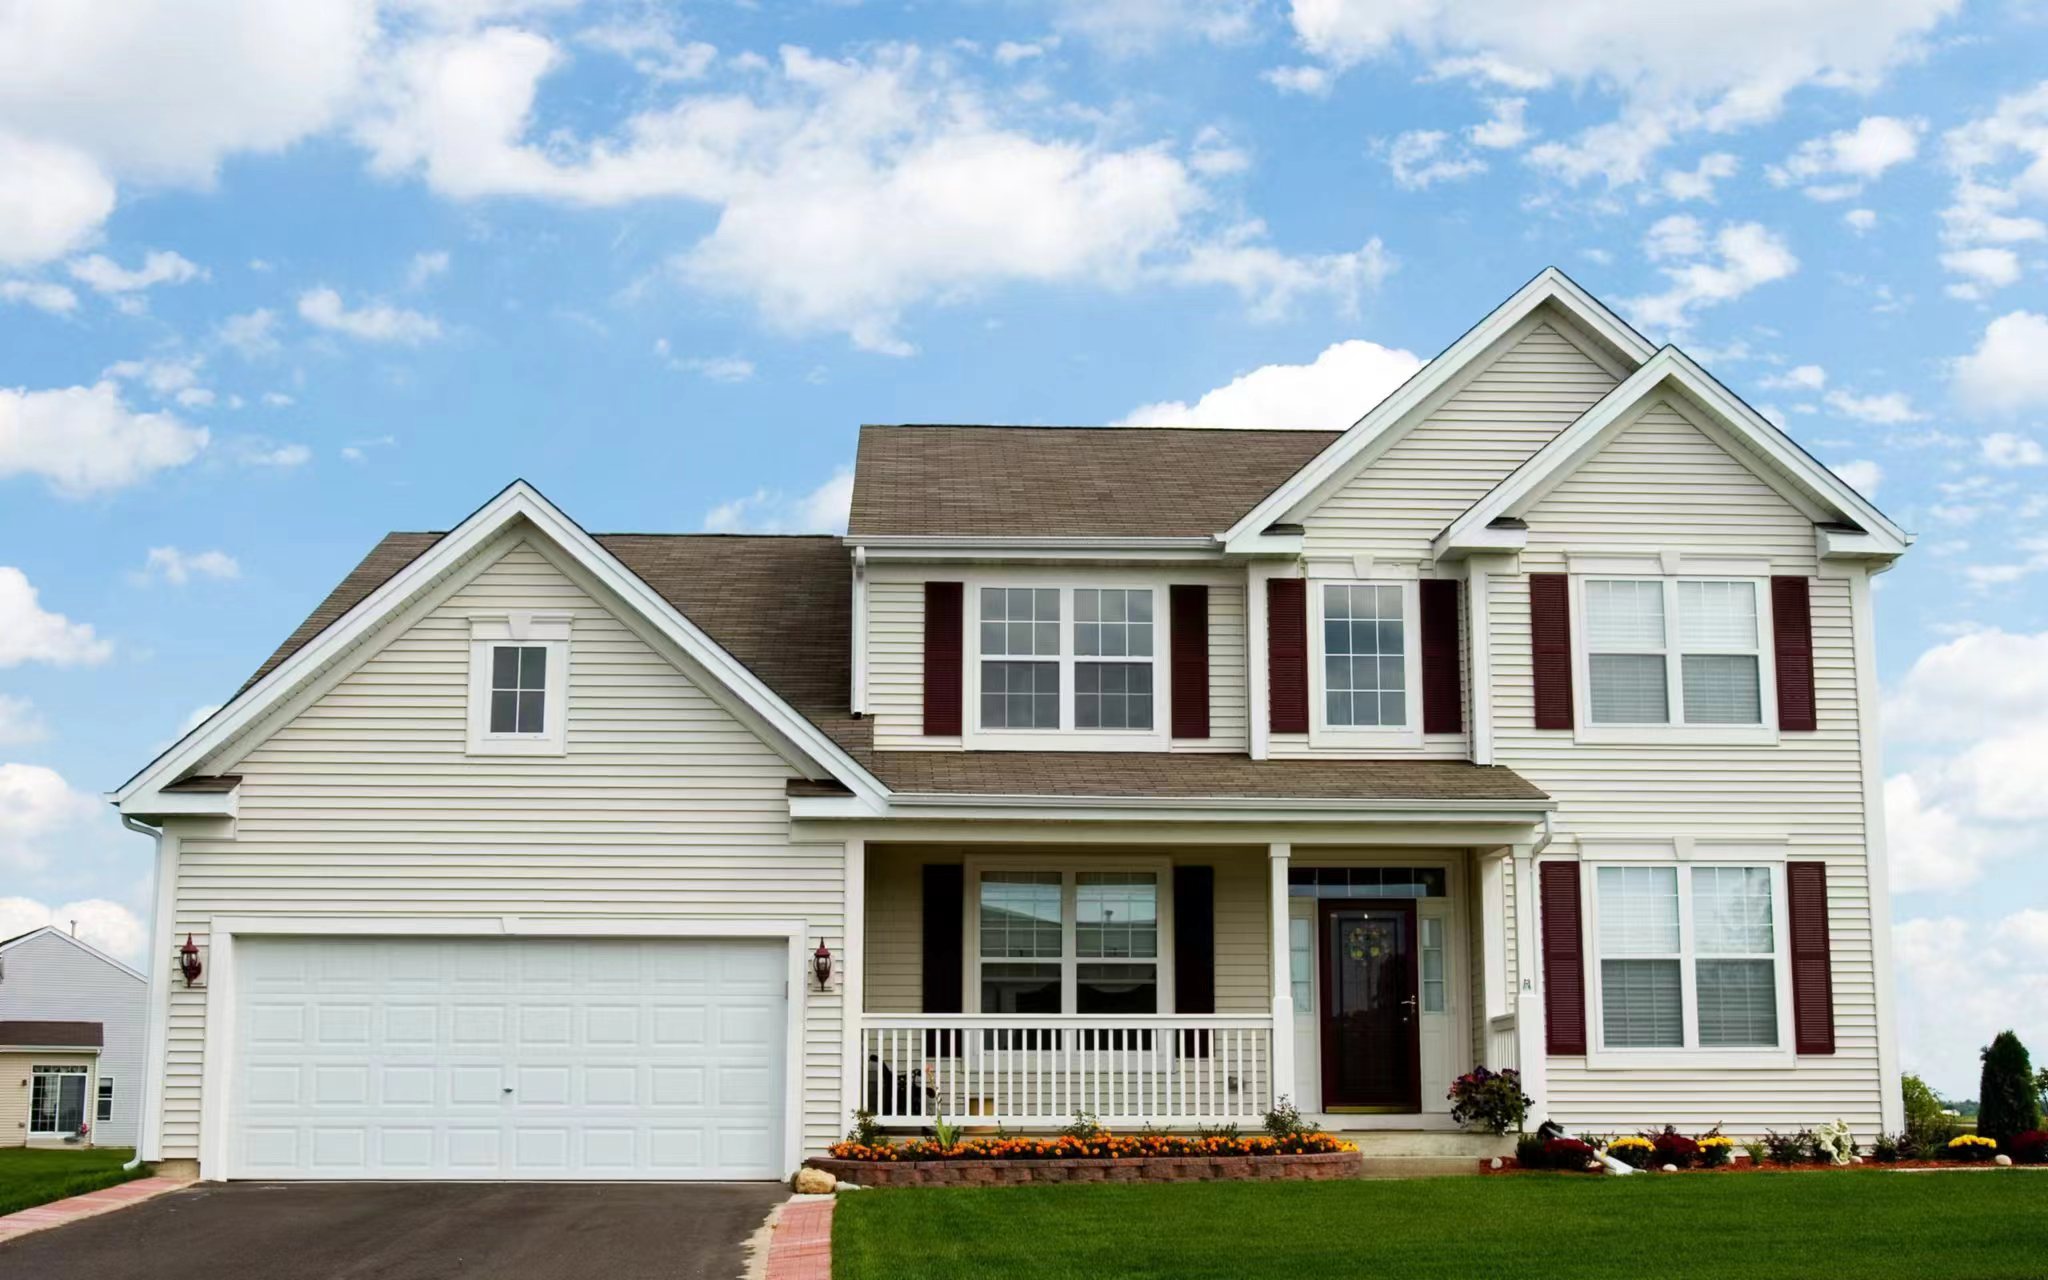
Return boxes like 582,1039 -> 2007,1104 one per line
229,936 -> 787,1180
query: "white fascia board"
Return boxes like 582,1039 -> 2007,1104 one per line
116,480 -> 888,810
851,536 -> 1224,562
1220,267 -> 1657,551
1434,349 -> 1913,561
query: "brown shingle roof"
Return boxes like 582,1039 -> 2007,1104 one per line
0,1020 -> 102,1048
847,425 -> 1337,538
849,753 -> 1546,802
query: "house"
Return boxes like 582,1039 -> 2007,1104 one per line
0,926 -> 149,1148
113,268 -> 1910,1182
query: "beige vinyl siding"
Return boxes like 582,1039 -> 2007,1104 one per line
1494,396 -> 1882,1135
863,845 -> 1269,1015
159,539 -> 850,1161
1176,580 -> 1248,751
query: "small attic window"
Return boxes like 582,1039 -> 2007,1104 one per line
467,613 -> 571,755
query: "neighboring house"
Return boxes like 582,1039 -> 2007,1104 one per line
0,927 -> 149,1148
113,269 -> 1910,1183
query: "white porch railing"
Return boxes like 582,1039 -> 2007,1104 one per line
859,1016 -> 1274,1129
1486,1014 -> 1519,1073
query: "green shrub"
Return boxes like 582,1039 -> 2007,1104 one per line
1763,1130 -> 1814,1166
1741,1139 -> 1768,1166
1514,1133 -> 1548,1169
1263,1097 -> 1312,1139
845,1108 -> 886,1148
1870,1133 -> 1902,1163
1059,1110 -> 1102,1140
1901,1073 -> 1957,1148
1977,1031 -> 2043,1149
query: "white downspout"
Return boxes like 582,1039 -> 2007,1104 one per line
120,814 -> 168,1172
1531,812 -> 1554,859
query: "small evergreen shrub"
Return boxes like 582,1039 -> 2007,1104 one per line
1514,1133 -> 1548,1169
1741,1138 -> 1768,1166
1764,1129 -> 1814,1166
1263,1096 -> 1312,1138
1871,1133 -> 1902,1164
1977,1031 -> 2043,1149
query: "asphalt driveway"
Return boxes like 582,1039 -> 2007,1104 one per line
0,1180 -> 790,1280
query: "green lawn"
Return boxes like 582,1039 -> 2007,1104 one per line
833,1171 -> 2048,1280
0,1147 -> 145,1218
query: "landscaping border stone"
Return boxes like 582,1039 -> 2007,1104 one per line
809,1150 -> 1362,1187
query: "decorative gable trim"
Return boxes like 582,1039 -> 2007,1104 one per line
1433,348 -> 1912,562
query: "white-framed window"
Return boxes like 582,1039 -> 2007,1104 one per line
29,1065 -> 88,1135
1574,574 -> 1776,744
96,1074 -> 115,1123
1585,861 -> 1791,1065
466,613 -> 571,755
1308,578 -> 1421,748
966,581 -> 1168,749
970,864 -> 1171,1015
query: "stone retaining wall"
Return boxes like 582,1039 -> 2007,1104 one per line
808,1151 -> 1362,1187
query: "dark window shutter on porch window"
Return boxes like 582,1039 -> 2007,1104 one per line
1268,578 -> 1309,734
1772,576 -> 1818,732
1539,861 -> 1588,1055
1529,573 -> 1574,731
923,582 -> 964,736
1170,585 -> 1211,739
1172,866 -> 1215,1015
1420,578 -> 1463,734
921,864 -> 964,1014
1787,861 -> 1836,1055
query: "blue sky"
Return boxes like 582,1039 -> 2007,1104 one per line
2,0 -> 2045,1097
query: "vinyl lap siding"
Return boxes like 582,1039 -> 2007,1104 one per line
1178,582 -> 1248,752
160,540 -> 849,1161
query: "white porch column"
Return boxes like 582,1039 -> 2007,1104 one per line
1477,848 -> 1510,1024
1510,844 -> 1548,1123
1268,842 -> 1293,1108
839,837 -> 866,1126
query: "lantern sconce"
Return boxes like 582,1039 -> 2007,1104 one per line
811,940 -> 833,991
177,934 -> 204,988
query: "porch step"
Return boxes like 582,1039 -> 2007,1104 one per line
1335,1131 -> 1514,1159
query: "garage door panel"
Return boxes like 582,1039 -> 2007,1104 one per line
231,937 -> 786,1180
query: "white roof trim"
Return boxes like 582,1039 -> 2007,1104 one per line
0,926 -> 148,984
114,481 -> 889,809
1434,347 -> 1913,560
1219,267 -> 1657,550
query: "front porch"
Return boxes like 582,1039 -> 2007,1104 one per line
842,839 -> 1549,1134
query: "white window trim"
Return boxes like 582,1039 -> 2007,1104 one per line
1570,573 -> 1779,746
1308,577 -> 1423,750
963,575 -> 1172,751
466,612 -> 572,756
96,1073 -> 115,1123
963,856 -> 1176,1015
29,1065 -> 90,1134
1581,858 -> 1796,1070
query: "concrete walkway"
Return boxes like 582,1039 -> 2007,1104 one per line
0,1175 -> 191,1244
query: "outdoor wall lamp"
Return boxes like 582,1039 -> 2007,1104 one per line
178,933 -> 204,987
812,941 -> 833,991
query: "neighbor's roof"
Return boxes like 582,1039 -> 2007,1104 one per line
0,1020 -> 103,1048
847,424 -> 1338,539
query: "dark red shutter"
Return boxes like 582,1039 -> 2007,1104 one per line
1529,573 -> 1574,730
1420,578 -> 1463,734
922,581 -> 963,736
1788,861 -> 1836,1055
921,864 -> 964,1014
1268,579 -> 1309,734
1172,866 -> 1215,1014
1773,576 -> 1818,732
1170,585 -> 1211,739
1540,861 -> 1588,1055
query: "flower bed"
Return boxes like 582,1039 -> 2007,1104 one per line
815,1132 -> 1362,1186
1498,1121 -> 2037,1174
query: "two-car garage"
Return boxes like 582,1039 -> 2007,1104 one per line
223,936 -> 791,1180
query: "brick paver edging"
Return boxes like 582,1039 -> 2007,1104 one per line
810,1150 -> 1362,1187
763,1196 -> 835,1280
0,1175 -> 192,1243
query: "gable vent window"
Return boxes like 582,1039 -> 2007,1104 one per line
467,613 -> 571,755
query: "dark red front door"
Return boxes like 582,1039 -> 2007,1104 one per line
1318,900 -> 1421,1111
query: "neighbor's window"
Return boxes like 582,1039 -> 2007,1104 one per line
96,1075 -> 115,1123
1595,864 -> 1780,1052
974,868 -> 1161,1015
1583,578 -> 1763,727
29,1065 -> 88,1134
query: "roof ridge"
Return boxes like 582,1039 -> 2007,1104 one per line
860,422 -> 1343,436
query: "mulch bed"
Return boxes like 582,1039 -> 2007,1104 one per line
810,1151 -> 1363,1187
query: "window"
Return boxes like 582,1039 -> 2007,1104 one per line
29,1066 -> 87,1135
1582,578 -> 1766,728
1420,915 -> 1447,1014
1288,916 -> 1313,1014
1592,863 -> 1783,1054
96,1075 -> 115,1123
968,584 -> 1164,744
1308,579 -> 1420,746
466,614 -> 570,754
973,867 -> 1164,1015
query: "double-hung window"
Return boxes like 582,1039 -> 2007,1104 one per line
1592,863 -> 1784,1057
969,584 -> 1164,746
467,613 -> 571,754
1309,579 -> 1420,747
1580,576 -> 1771,737
973,868 -> 1165,1016
96,1075 -> 115,1123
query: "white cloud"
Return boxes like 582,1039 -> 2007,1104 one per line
0,763 -> 104,874
1119,337 -> 1423,430
0,381 -> 208,497
703,466 -> 854,534
1844,208 -> 1877,233
654,339 -> 754,383
67,249 -> 204,295
230,439 -> 314,469
104,354 -> 207,402
1043,0 -> 1256,53
1660,152 -> 1738,201
298,286 -> 442,345
137,546 -> 240,586
1894,911 -> 2048,1097
217,308 -> 282,359
0,695 -> 46,746
1767,115 -> 1922,199
1625,219 -> 1797,333
1940,246 -> 2021,294
0,897 -> 147,964
1952,311 -> 2048,412
404,249 -> 452,288
1823,388 -> 1924,424
1385,130 -> 1486,189
1829,458 -> 1882,495
1262,64 -> 1334,96
1160,231 -> 1392,324
1982,432 -> 2047,467
0,568 -> 112,668
1760,363 -> 1827,392
1939,83 -> 2048,297
0,279 -> 79,314
1188,126 -> 1249,178
993,41 -> 1050,67
1467,98 -> 1531,150
574,19 -> 715,82
0,130 -> 117,268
